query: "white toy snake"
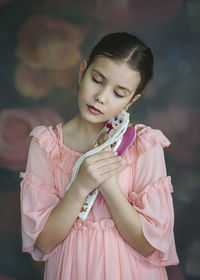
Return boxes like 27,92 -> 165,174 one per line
65,109 -> 136,220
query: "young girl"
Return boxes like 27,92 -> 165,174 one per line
20,32 -> 179,279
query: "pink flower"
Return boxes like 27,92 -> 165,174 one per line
15,15 -> 84,70
15,63 -> 75,98
0,108 -> 62,170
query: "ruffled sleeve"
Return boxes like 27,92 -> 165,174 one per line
128,124 -> 179,266
20,126 -> 61,261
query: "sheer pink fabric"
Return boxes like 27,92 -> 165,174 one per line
20,123 -> 179,280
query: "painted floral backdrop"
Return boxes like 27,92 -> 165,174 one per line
0,0 -> 199,279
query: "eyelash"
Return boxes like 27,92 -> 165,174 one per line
92,76 -> 101,84
91,76 -> 124,98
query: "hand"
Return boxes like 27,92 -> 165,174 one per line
97,132 -> 126,192
75,132 -> 123,196
76,150 -> 123,196
96,132 -> 126,192
99,157 -> 126,193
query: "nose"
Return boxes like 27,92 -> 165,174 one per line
94,87 -> 109,104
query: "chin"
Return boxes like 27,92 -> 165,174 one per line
84,111 -> 107,125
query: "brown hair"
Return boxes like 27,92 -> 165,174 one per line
85,32 -> 154,98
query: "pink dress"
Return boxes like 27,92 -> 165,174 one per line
20,123 -> 179,280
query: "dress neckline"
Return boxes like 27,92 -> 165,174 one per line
52,123 -> 84,156
52,122 -> 139,157
61,141 -> 84,156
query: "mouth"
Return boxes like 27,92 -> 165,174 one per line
87,105 -> 103,114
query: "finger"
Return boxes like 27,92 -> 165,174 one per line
96,155 -> 122,168
100,161 -> 126,179
102,145 -> 112,152
99,158 -> 125,174
89,150 -> 117,163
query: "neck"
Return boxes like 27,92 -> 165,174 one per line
75,114 -> 106,139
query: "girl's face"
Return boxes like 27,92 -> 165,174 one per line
77,56 -> 141,125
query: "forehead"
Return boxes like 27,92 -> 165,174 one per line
89,56 -> 141,90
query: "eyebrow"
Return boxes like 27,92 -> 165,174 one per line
92,69 -> 132,95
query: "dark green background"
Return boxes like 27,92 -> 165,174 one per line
0,0 -> 199,279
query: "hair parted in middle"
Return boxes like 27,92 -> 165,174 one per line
83,32 -> 154,99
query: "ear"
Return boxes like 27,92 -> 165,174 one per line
126,93 -> 142,110
78,59 -> 88,84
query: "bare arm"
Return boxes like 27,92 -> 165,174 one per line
35,179 -> 88,254
36,149 -> 122,254
96,130 -> 155,258
99,183 -> 155,257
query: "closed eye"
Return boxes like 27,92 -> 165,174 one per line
114,92 -> 124,98
91,76 -> 102,84
92,76 -> 124,98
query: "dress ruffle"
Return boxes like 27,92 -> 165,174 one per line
30,124 -> 170,168
29,125 -> 81,175
128,176 -> 178,266
73,218 -> 115,231
125,124 -> 171,165
20,171 -> 60,261
30,125 -> 62,160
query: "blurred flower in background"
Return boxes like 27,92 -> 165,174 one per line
15,15 -> 84,70
15,63 -> 75,98
0,108 -> 63,170
15,15 -> 85,98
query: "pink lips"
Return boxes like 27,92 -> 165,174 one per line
88,105 -> 102,115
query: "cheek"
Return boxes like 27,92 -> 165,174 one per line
79,80 -> 94,101
109,101 -> 127,114
78,88 -> 88,106
106,101 -> 128,120
106,109 -> 121,121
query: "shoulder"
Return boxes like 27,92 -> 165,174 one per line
125,123 -> 171,164
29,124 -> 62,160
128,122 -> 147,134
129,121 -> 157,133
30,125 -> 56,143
135,123 -> 170,149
